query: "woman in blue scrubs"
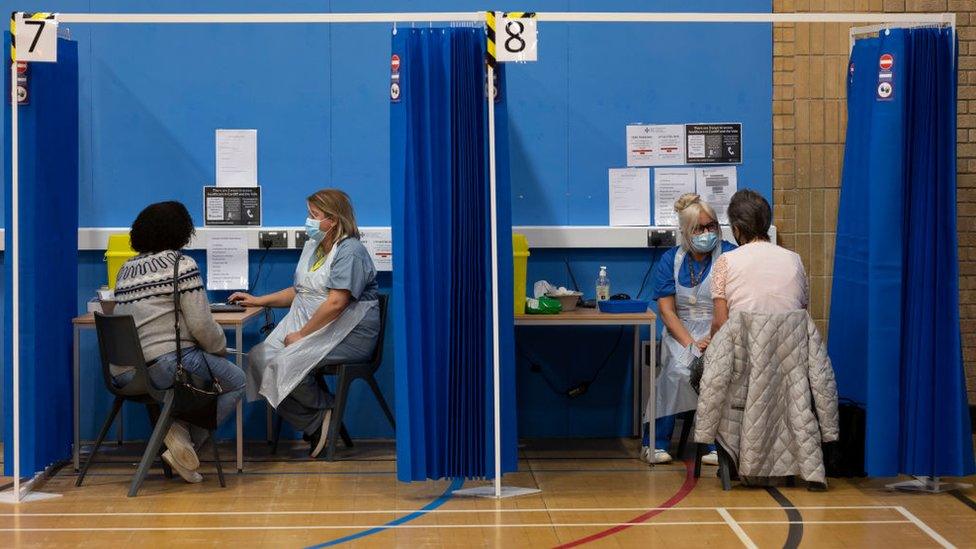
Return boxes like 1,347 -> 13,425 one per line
642,193 -> 736,465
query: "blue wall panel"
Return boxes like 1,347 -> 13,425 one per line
0,0 -> 772,441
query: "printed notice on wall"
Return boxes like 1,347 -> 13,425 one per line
206,232 -> 249,290
654,168 -> 696,226
627,124 -> 686,167
360,228 -> 393,272
204,187 -> 261,226
216,129 -> 258,187
609,168 -> 650,226
685,123 -> 742,164
695,166 -> 737,224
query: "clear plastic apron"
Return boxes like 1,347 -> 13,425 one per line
246,238 -> 377,408
647,244 -> 722,420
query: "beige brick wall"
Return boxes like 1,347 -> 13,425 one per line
772,0 -> 976,401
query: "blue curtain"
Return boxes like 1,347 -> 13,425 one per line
830,27 -> 973,477
391,27 -> 517,482
3,37 -> 80,476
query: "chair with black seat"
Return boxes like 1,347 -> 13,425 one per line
272,294 -> 395,460
85,313 -> 225,497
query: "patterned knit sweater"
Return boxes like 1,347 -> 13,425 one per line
113,251 -> 226,372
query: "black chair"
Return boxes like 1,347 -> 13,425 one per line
85,313 -> 225,497
272,294 -> 395,461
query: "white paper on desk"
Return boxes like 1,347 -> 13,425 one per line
653,168 -> 696,226
360,228 -> 393,272
609,168 -> 650,226
206,232 -> 249,290
627,124 -> 686,167
216,129 -> 258,187
695,166 -> 737,224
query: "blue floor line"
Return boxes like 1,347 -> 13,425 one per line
304,477 -> 464,548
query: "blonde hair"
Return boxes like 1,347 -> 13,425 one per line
674,193 -> 720,251
307,189 -> 360,251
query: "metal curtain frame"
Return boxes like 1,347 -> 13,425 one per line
6,10 -> 956,503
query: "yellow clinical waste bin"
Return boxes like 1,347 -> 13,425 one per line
105,234 -> 137,289
513,233 -> 530,315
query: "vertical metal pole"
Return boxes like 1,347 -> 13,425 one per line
487,64 -> 501,499
10,55 -> 21,502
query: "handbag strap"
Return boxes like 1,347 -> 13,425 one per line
173,252 -> 184,371
172,252 -> 219,388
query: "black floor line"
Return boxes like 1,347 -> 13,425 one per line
765,486 -> 803,549
949,489 -> 976,512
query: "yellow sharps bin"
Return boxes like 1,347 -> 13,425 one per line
512,233 -> 530,315
105,234 -> 137,289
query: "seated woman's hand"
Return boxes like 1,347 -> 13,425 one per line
283,331 -> 304,347
228,292 -> 262,307
695,337 -> 711,352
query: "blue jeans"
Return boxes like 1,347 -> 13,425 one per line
114,347 -> 245,439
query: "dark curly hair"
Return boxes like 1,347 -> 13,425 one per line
130,201 -> 196,254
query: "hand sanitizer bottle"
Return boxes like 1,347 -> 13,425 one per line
596,266 -> 611,302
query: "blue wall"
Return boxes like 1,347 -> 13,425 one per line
0,0 -> 772,440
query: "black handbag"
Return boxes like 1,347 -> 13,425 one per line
689,355 -> 705,394
170,252 -> 222,431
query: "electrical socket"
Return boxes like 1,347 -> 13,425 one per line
294,230 -> 310,249
258,231 -> 288,249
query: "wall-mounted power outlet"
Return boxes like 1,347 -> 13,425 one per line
648,229 -> 676,248
258,231 -> 288,249
294,230 -> 310,249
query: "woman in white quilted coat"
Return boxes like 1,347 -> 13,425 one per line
699,189 -> 839,489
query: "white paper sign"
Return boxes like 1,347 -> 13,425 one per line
360,228 -> 393,272
216,129 -> 258,187
627,124 -> 686,167
496,13 -> 538,62
206,232 -> 249,290
609,168 -> 650,226
14,13 -> 58,62
695,166 -> 738,224
654,168 -> 697,226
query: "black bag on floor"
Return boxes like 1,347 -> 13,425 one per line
824,397 -> 866,478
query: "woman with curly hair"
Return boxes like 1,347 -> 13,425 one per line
112,201 -> 245,484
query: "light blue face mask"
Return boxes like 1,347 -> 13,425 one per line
691,231 -> 718,253
305,217 -> 324,241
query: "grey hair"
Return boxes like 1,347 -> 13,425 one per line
674,193 -> 720,251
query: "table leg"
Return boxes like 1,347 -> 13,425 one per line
236,328 -> 244,473
647,323 -> 656,457
73,325 -> 81,471
633,325 -> 640,437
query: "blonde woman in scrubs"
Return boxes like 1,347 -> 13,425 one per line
230,189 -> 380,458
642,193 -> 735,465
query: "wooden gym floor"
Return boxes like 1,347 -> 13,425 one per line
0,438 -> 974,548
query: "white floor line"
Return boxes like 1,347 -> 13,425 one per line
717,508 -> 759,549
0,520 -> 917,533
0,505 -> 899,518
894,506 -> 956,549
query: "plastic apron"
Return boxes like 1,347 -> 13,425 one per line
647,244 -> 722,421
246,238 -> 377,408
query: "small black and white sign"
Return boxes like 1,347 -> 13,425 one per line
497,12 -> 538,63
14,13 -> 58,63
204,186 -> 261,226
685,123 -> 742,164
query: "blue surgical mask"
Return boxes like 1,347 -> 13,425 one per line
305,217 -> 324,241
691,231 -> 718,253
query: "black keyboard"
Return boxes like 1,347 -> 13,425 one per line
210,303 -> 246,313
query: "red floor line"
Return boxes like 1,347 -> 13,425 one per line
552,459 -> 699,548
